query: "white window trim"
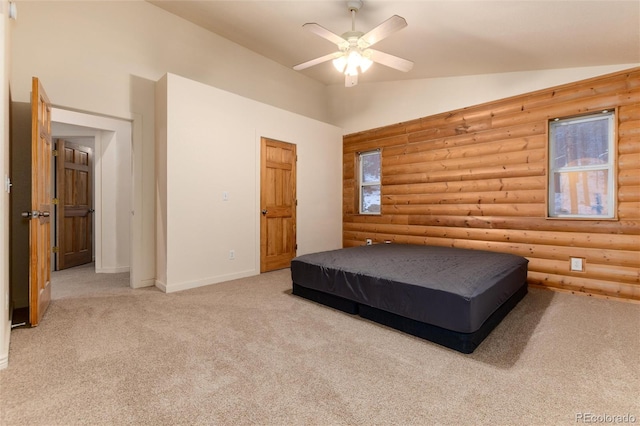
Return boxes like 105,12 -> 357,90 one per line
359,150 -> 381,215
548,112 -> 615,219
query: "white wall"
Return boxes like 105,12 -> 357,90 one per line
156,73 -> 343,293
9,1 -> 329,122
329,64 -> 640,134
9,0 -> 331,291
0,0 -> 10,370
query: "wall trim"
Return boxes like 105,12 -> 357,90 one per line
0,318 -> 9,370
161,270 -> 258,294
96,266 -> 130,274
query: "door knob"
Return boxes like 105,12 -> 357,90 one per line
21,211 -> 33,218
41,211 -> 50,217
261,209 -> 268,215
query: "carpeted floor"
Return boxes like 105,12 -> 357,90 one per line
0,263 -> 638,425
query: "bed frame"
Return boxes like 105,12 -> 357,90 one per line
291,244 -> 528,354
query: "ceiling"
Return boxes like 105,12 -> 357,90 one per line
149,0 -> 640,86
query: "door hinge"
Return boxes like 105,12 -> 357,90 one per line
52,198 -> 59,205
295,244 -> 298,250
52,150 -> 58,157
52,246 -> 59,253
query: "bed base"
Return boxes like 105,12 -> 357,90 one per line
292,282 -> 527,354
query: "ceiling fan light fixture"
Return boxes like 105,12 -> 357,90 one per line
332,55 -> 347,72
345,61 -> 359,76
359,54 -> 373,72
347,49 -> 361,67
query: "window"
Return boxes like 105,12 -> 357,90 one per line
548,111 -> 615,218
359,150 -> 381,214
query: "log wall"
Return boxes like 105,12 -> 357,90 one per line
343,67 -> 640,302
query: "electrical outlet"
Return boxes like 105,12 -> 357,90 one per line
229,250 -> 235,260
570,257 -> 584,272
223,191 -> 229,201
366,239 -> 372,245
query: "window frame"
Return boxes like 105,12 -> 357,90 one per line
547,111 -> 616,219
358,149 -> 381,215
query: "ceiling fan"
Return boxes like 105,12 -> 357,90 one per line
293,0 -> 414,87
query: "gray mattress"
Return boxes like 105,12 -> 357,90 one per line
290,244 -> 529,334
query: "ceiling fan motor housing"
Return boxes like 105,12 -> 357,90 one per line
347,1 -> 363,13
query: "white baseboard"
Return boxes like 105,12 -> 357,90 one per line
96,266 -> 130,274
0,318 -> 10,370
133,278 -> 155,289
155,280 -> 167,293
162,270 -> 257,294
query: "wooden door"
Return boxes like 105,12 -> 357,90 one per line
260,138 -> 297,272
29,77 -> 52,326
56,139 -> 93,270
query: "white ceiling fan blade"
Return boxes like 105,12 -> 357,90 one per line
293,51 -> 342,71
303,23 -> 349,49
368,49 -> 414,72
345,73 -> 358,87
359,15 -> 408,48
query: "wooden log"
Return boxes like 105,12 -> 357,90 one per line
619,153 -> 640,170
527,258 -> 639,285
384,189 -> 546,206
405,215 -> 640,235
406,122 -> 545,148
619,169 -> 640,186
344,123 -> 414,145
527,271 -> 640,300
619,119 -> 640,137
418,237 -> 640,268
619,186 -> 640,202
343,214 -> 411,225
382,203 -> 545,217
342,232 -> 639,269
384,149 -> 546,176
383,136 -> 546,168
382,162 -> 546,186
383,176 -> 546,195
619,202 -> 640,219
343,222 -> 640,251
403,118 -> 493,142
618,137 -> 639,155
618,104 -> 640,121
343,134 -> 409,155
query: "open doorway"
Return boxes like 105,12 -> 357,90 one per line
9,100 -> 142,328
50,110 -> 132,280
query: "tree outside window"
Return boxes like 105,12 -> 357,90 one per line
359,150 -> 381,214
548,112 -> 615,218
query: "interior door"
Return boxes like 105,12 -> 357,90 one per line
28,77 -> 52,326
56,139 -> 93,270
260,138 -> 297,272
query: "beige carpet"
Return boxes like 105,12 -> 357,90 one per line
1,263 -> 638,425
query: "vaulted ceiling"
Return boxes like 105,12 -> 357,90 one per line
149,1 -> 640,86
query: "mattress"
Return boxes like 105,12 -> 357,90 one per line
290,244 -> 528,335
